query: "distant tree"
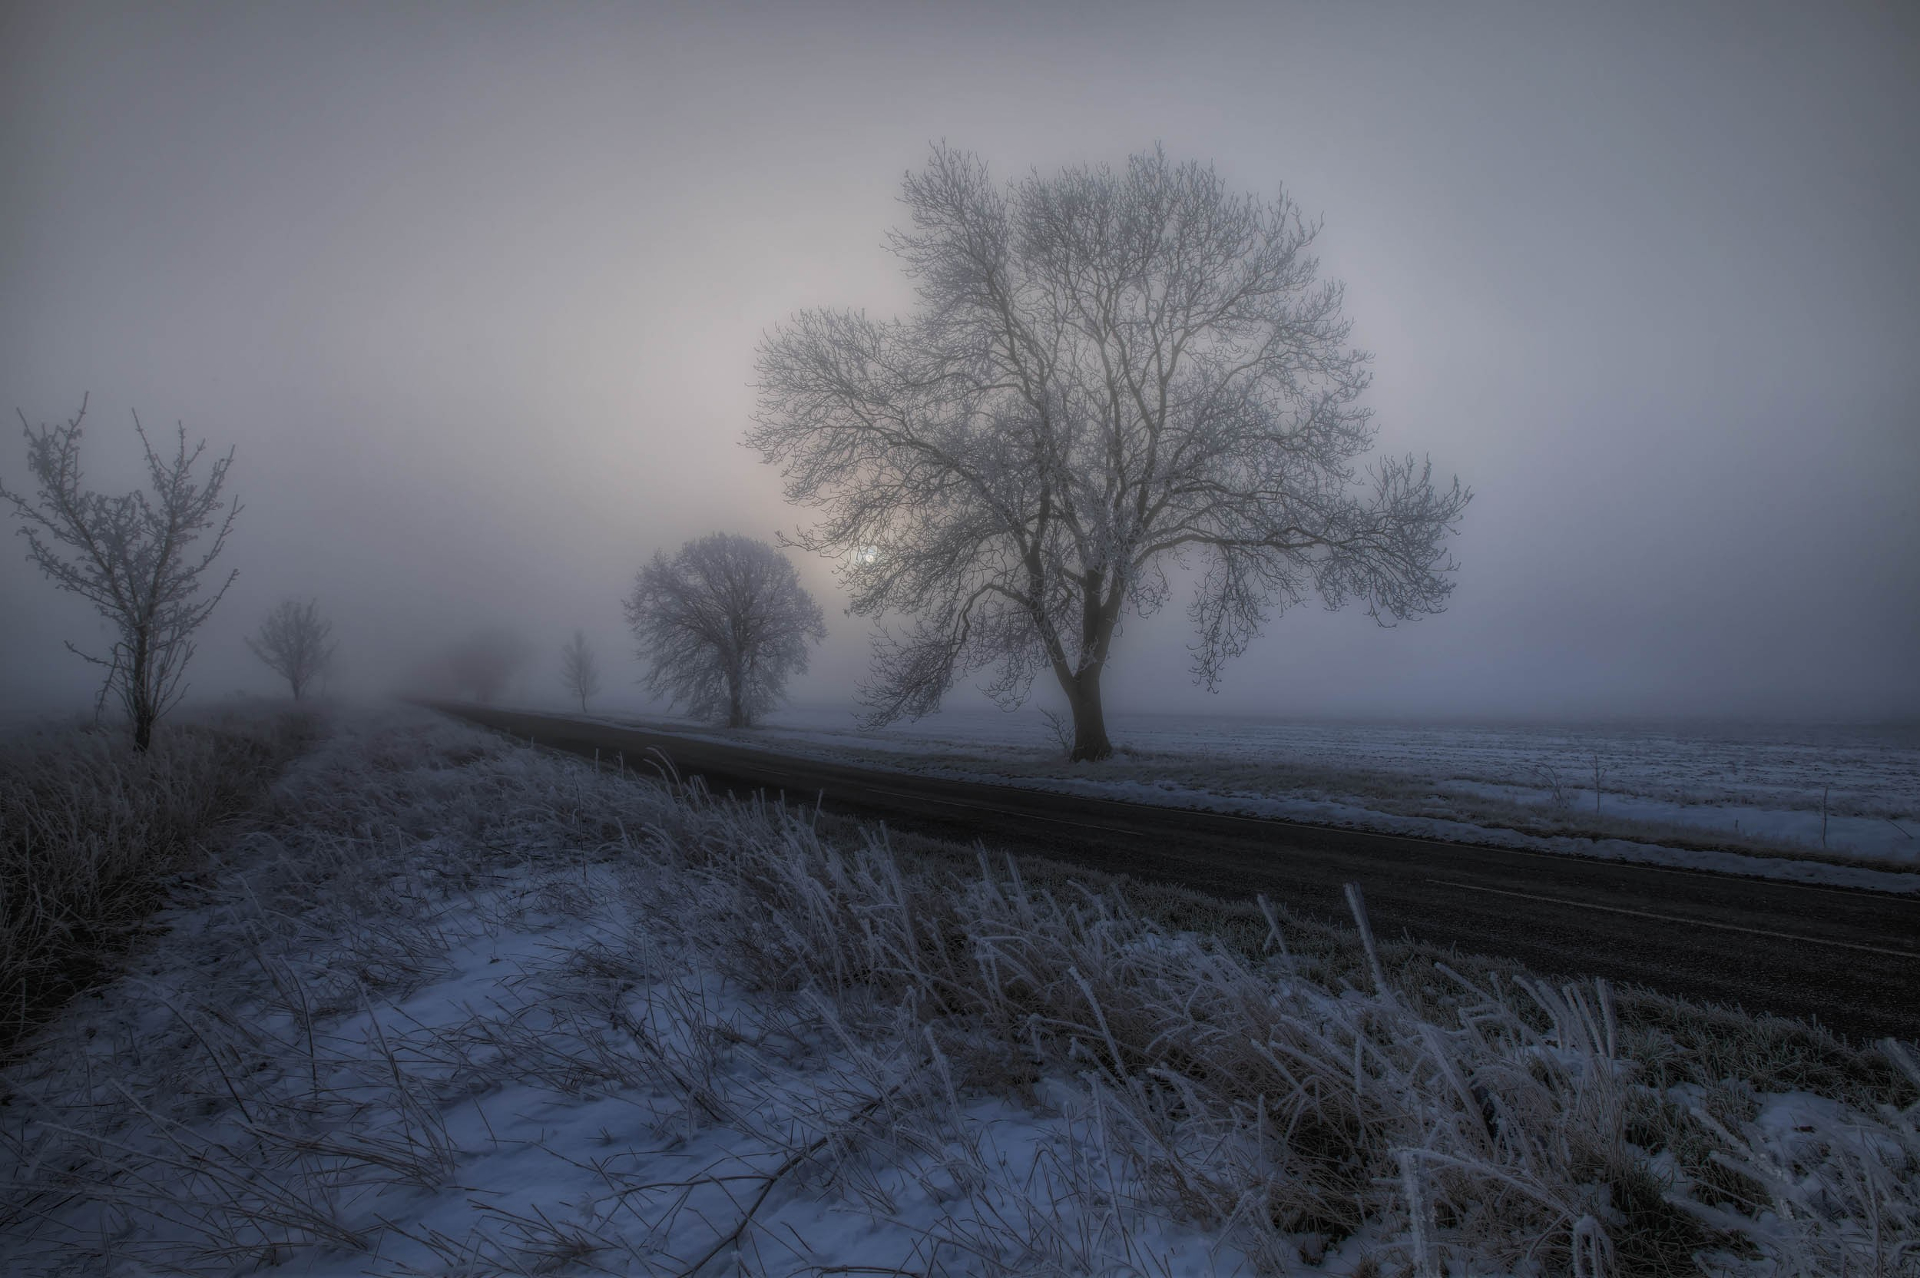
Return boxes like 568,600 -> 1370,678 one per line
246,598 -> 337,700
445,629 -> 530,703
559,629 -> 601,713
752,145 -> 1470,760
0,395 -> 240,750
625,533 -> 825,727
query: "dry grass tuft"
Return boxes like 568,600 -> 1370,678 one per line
0,708 -> 319,1055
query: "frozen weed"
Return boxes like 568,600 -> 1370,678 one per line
0,706 -> 320,1056
2,706 -> 1913,1277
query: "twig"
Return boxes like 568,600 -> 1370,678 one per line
1343,882 -> 1396,1006
672,1073 -> 918,1277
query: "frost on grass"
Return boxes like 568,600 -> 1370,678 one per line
0,706 -> 319,1055
1,708 -> 1915,1276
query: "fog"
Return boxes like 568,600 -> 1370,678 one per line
3,0 -> 1915,727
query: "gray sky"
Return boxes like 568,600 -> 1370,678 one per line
3,0 -> 1916,724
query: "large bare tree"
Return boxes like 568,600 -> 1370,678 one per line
625,534 -> 825,728
559,629 -> 601,713
751,145 -> 1470,760
246,598 -> 337,700
1,396 -> 240,749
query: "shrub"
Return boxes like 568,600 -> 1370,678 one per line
0,709 -> 318,1054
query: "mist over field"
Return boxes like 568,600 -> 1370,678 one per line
3,0 -> 1916,727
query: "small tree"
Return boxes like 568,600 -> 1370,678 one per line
753,145 -> 1471,760
246,598 -> 336,700
625,533 -> 825,727
559,629 -> 600,713
445,629 -> 530,703
0,396 -> 239,750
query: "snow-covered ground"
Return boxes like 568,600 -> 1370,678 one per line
584,707 -> 1920,891
0,712 -> 1268,1275
8,706 -> 1915,1276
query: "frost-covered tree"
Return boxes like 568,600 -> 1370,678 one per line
559,629 -> 600,713
246,598 -> 336,700
0,396 -> 240,750
625,534 -> 825,727
752,145 -> 1470,760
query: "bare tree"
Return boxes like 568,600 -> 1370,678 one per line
752,145 -> 1471,760
625,533 -> 825,727
559,629 -> 601,713
444,629 -> 530,704
245,598 -> 336,700
0,396 -> 239,750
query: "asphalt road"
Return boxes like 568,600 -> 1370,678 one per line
431,703 -> 1920,1042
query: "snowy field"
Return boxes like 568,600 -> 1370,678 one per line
588,708 -> 1920,890
6,706 -> 1917,1276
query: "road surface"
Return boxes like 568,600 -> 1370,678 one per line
429,703 -> 1920,1041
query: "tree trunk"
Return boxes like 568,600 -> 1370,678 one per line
129,638 -> 154,751
1058,573 -> 1118,762
726,672 -> 747,728
1063,665 -> 1113,762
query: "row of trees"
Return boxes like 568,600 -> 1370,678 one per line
6,144 -> 1467,757
0,398 -> 340,736
0,420 -> 819,732
0,402 -> 824,734
577,147 -> 1470,746
442,534 -> 825,730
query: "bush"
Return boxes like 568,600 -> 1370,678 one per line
0,709 -> 318,1054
